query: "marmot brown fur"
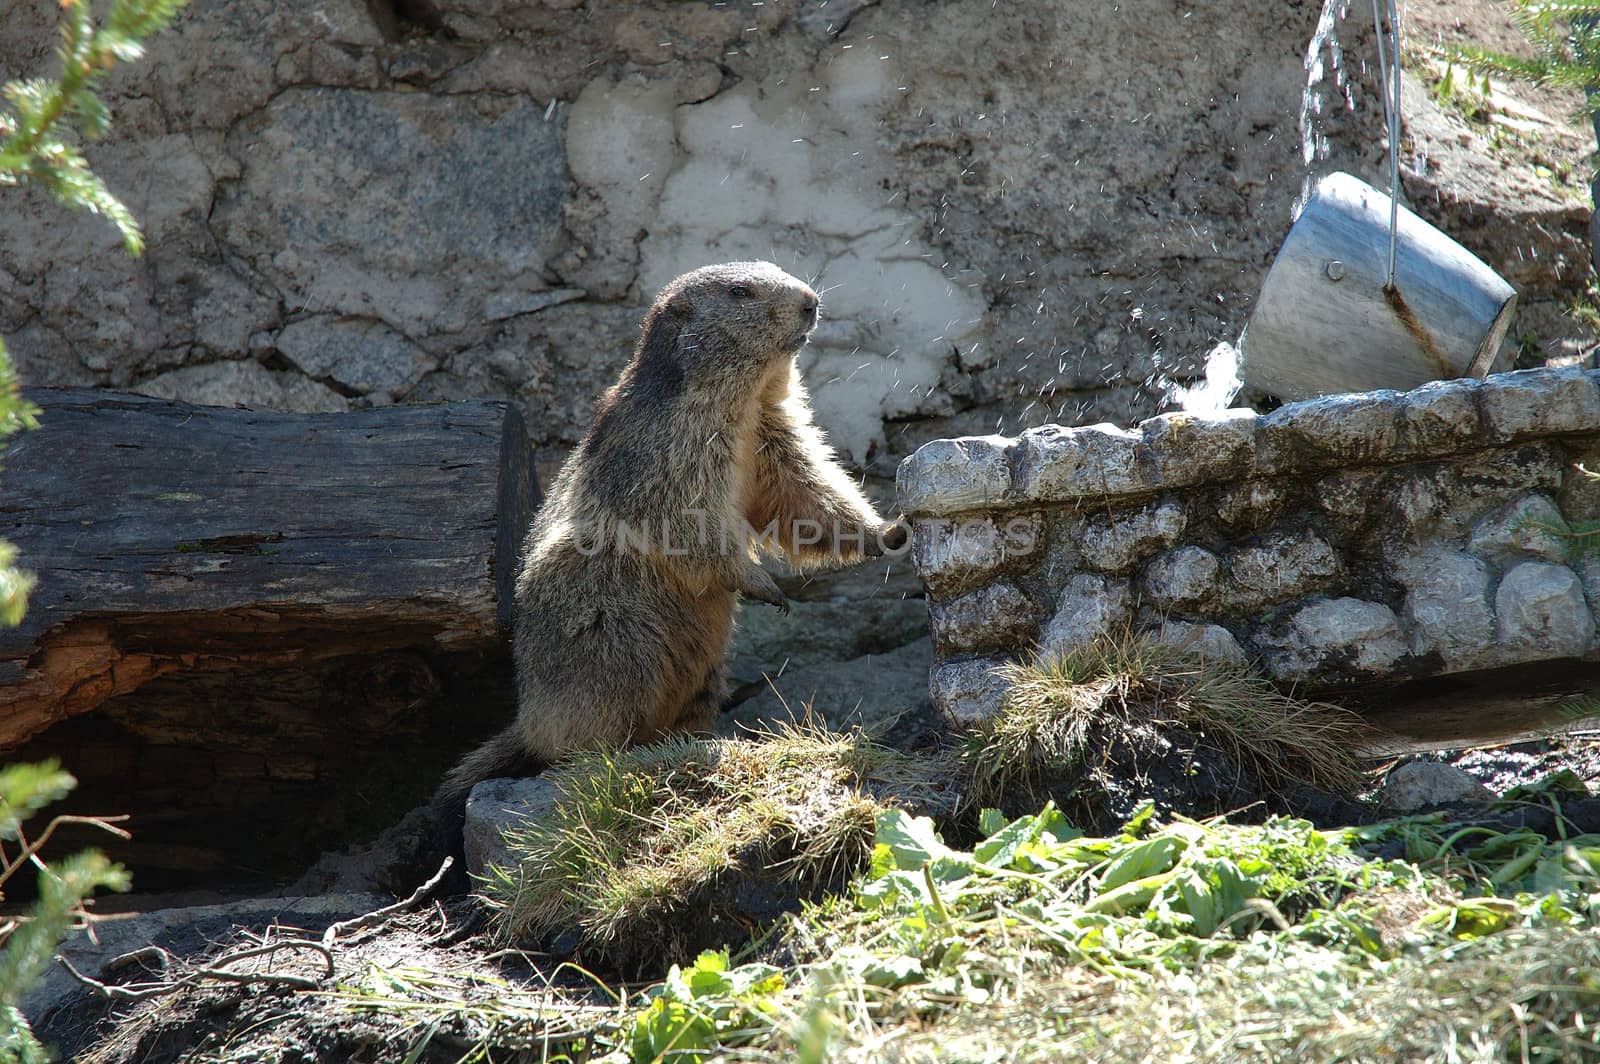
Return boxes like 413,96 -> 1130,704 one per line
439,262 -> 903,800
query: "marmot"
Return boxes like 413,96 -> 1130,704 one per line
439,261 -> 904,800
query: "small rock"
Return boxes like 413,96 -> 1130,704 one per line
1467,493 -> 1570,564
1144,545 -> 1222,610
1380,761 -> 1495,812
1147,620 -> 1248,665
929,655 -> 1013,725
896,435 -> 1013,516
929,581 -> 1040,653
1494,560 -> 1595,659
1078,498 -> 1187,573
464,776 -> 562,878
1399,549 -> 1494,669
1038,573 -> 1133,658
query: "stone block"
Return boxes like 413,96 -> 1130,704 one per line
1214,480 -> 1287,532
929,581 -> 1040,653
1013,423 -> 1151,503
897,435 -> 1014,516
1077,498 -> 1187,573
929,656 -> 1013,725
1396,377 -> 1483,455
1494,560 -> 1594,659
1467,493 -> 1571,565
1256,391 -> 1401,475
1144,546 -> 1222,610
1038,573 -> 1132,657
1480,367 -> 1600,441
1398,549 -> 1495,670
1138,407 -> 1257,489
1225,526 -> 1340,608
1269,597 -> 1406,680
911,513 -> 1042,596
1314,467 -> 1393,529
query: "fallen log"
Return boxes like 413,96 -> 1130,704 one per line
0,389 -> 539,884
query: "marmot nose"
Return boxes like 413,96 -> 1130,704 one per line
800,291 -> 819,323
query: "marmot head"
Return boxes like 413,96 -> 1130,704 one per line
635,262 -> 820,396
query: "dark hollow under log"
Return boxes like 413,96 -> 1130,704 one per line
0,389 -> 539,888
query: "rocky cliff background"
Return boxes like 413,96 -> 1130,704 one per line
2,0 -> 1594,710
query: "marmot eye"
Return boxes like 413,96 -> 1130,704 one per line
729,284 -> 753,299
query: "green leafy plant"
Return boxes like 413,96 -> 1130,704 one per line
628,950 -> 786,1064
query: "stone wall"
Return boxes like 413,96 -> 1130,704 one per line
2,0 -> 1593,695
898,367 -> 1600,722
1,0 -> 1589,477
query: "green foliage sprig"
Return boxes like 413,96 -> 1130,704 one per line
0,762 -> 130,1063
1446,0 -> 1600,122
0,0 -> 187,255
0,2 -> 184,1057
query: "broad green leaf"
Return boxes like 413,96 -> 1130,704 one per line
1099,836 -> 1184,892
873,809 -> 955,871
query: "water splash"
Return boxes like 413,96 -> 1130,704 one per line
1166,341 -> 1243,415
1296,0 -> 1356,218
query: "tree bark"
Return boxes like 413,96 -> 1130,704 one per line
0,388 -> 539,753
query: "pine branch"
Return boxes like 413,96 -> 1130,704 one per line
0,0 -> 187,255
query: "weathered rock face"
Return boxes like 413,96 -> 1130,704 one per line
899,367 -> 1600,723
3,0 -> 1588,473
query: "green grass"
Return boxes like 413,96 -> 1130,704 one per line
621,804 -> 1600,1063
964,635 -> 1373,810
349,799 -> 1600,1063
478,724 -> 958,967
320,637 -> 1600,1063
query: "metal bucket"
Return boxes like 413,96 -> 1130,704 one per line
1242,171 -> 1518,401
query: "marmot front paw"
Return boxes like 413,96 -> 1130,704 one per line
862,519 -> 909,557
735,562 -> 790,615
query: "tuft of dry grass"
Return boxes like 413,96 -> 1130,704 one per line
479,723 -> 959,966
964,633 -> 1374,808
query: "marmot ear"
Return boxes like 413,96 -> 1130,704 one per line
668,296 -> 693,321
